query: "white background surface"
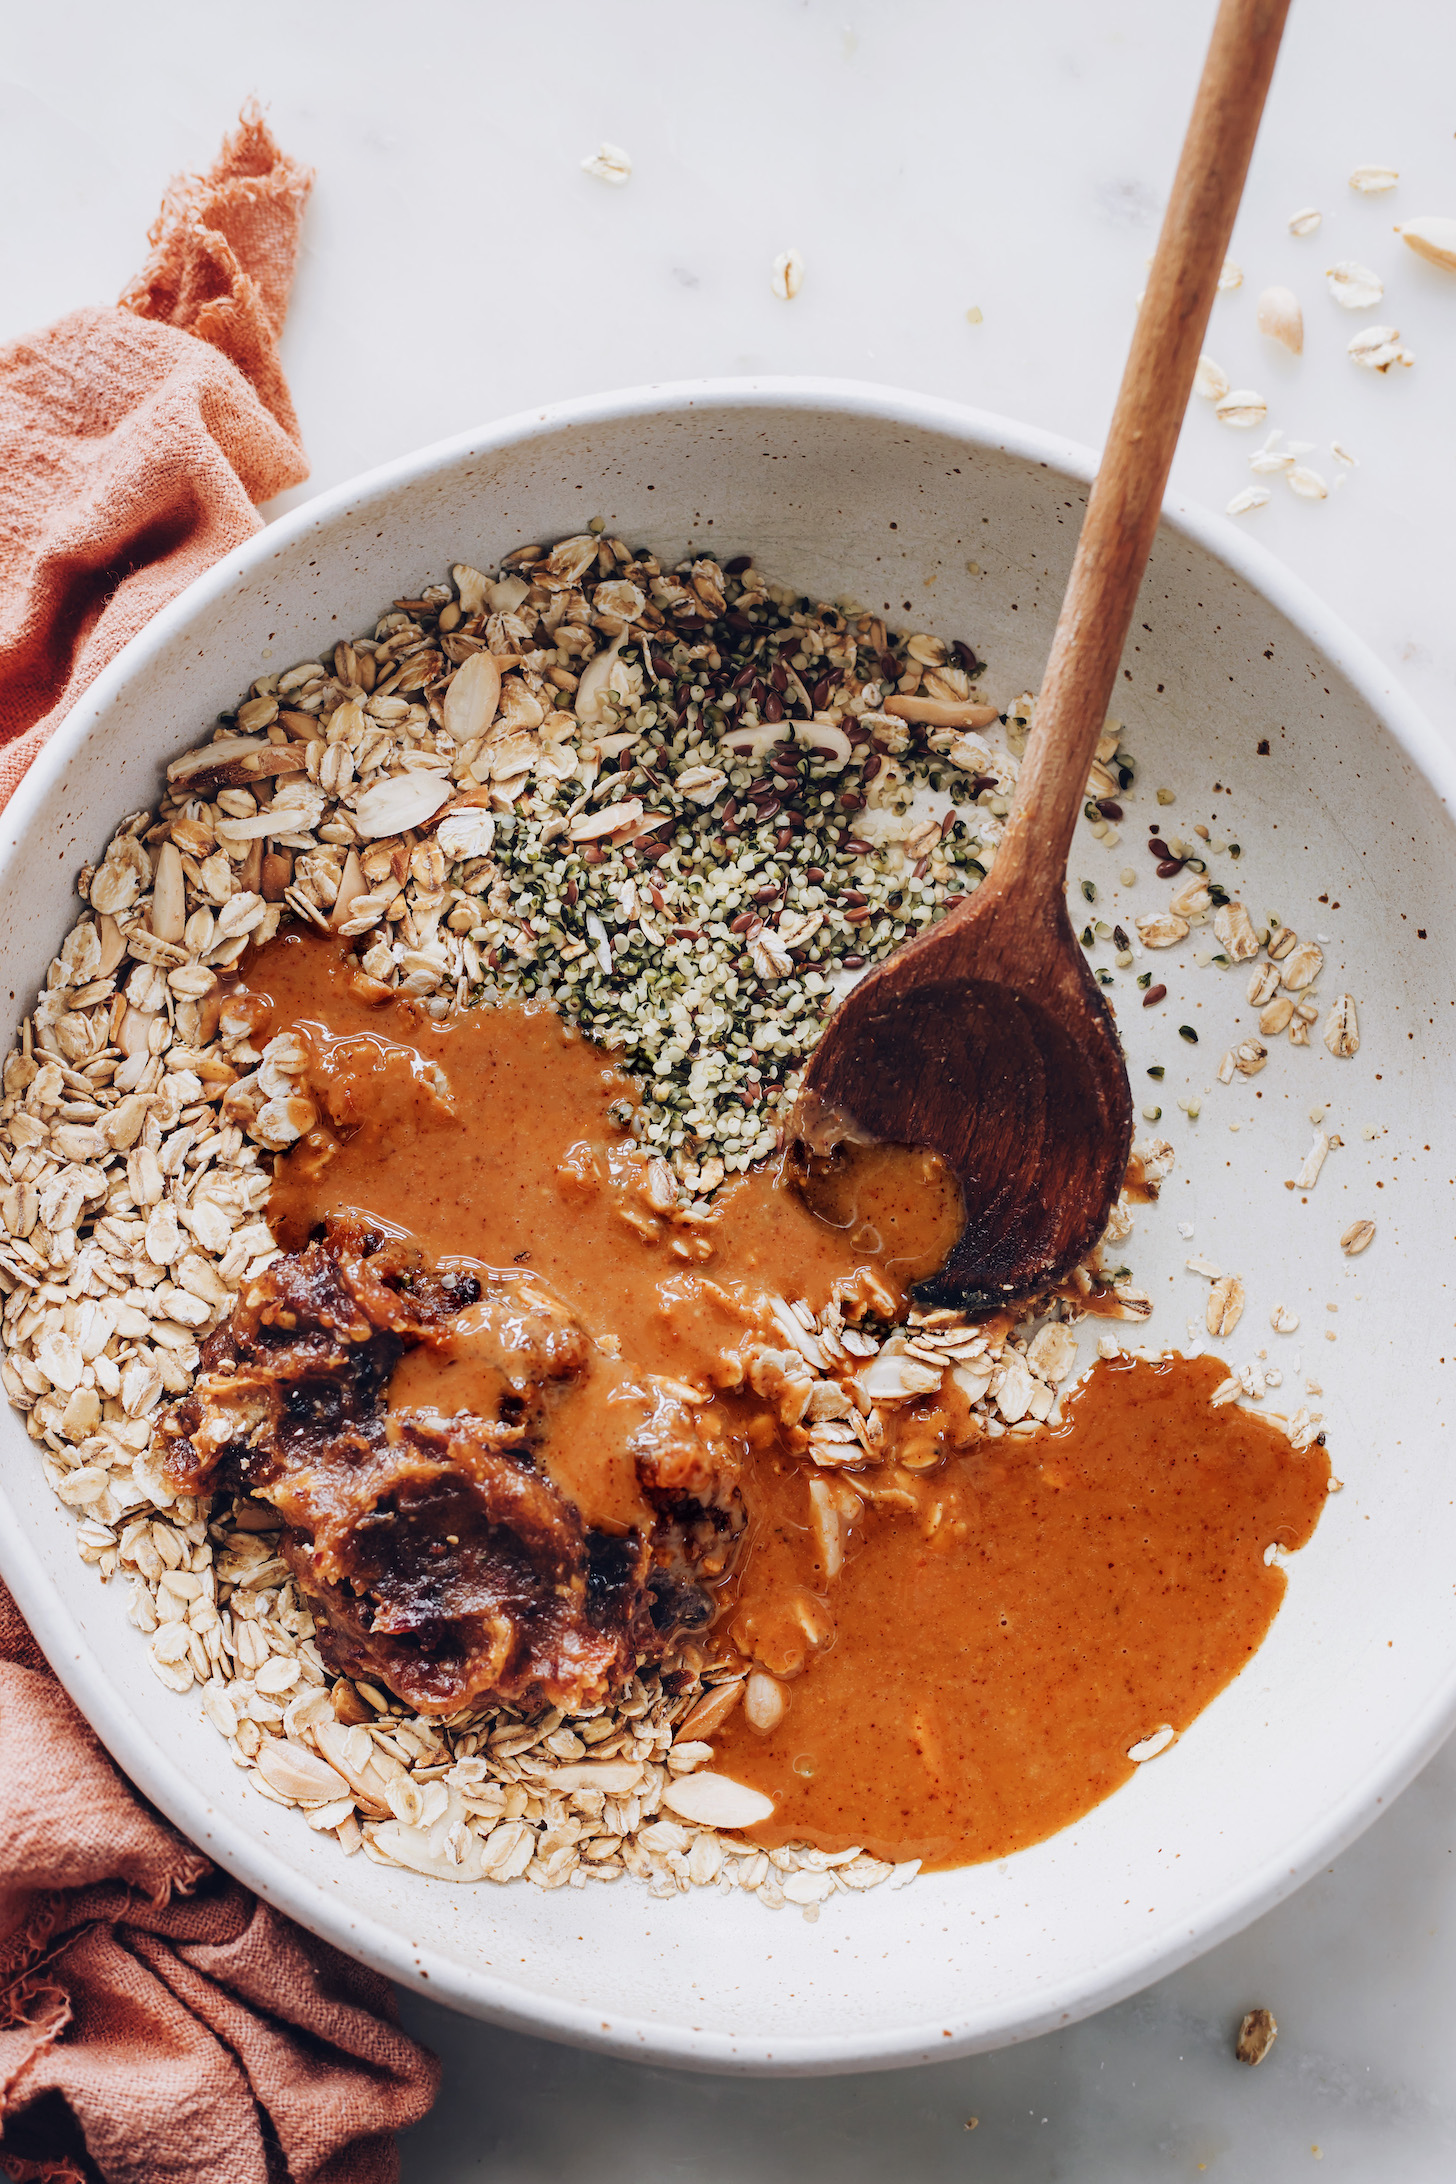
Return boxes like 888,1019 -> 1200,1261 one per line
3,0 -> 1455,2175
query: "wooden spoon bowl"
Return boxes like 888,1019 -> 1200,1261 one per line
798,880 -> 1130,1312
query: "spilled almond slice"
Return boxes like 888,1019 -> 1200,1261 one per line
1394,216 -> 1456,272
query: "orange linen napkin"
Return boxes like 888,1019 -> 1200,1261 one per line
0,111 -> 441,2183
0,1581 -> 438,2184
0,101 -> 312,804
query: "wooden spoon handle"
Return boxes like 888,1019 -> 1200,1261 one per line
994,0 -> 1291,891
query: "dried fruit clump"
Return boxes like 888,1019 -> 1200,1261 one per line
156,1219 -> 740,1717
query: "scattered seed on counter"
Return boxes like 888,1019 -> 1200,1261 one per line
1236,2008 -> 1278,2066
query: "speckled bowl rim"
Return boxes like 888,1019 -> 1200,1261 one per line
1,377 -> 1453,2075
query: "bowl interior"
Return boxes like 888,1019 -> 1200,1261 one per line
2,383 -> 1454,2072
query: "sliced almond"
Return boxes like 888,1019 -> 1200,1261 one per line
151,842 -> 187,945
544,1761 -> 645,1795
370,1818 -> 489,1882
1394,217 -> 1456,273
329,850 -> 367,931
352,771 -> 451,840
442,651 -> 501,744
255,1737 -> 350,1806
167,735 -> 267,783
807,1476 -> 848,1581
660,1771 -> 775,1828
881,694 -> 999,730
743,1671 -> 790,1733
574,634 -> 628,727
676,1681 -> 745,1741
569,800 -> 643,844
1256,286 -> 1303,354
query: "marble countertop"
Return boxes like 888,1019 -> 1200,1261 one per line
4,0 -> 1454,2174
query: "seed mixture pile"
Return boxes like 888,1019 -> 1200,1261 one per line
0,534 -> 1356,1910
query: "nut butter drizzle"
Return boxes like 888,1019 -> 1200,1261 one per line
231,931 -> 1329,1868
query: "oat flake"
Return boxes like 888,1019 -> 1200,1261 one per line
1347,325 -> 1414,372
1325,260 -> 1384,309
771,248 -> 805,301
581,142 -> 632,186
1215,389 -> 1268,429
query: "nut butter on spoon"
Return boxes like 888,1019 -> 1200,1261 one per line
793,0 -> 1291,1311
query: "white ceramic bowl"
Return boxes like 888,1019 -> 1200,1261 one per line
3,380 -> 1454,2074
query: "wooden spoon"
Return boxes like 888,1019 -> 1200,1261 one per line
794,0 -> 1291,1312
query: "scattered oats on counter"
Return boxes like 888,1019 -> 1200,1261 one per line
770,249 -> 804,301
1348,164 -> 1398,195
1325,260 -> 1384,310
581,142 -> 632,186
1215,389 -> 1269,429
1347,325 -> 1414,372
